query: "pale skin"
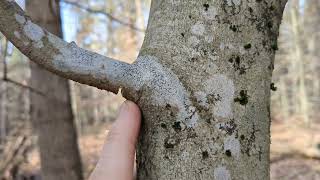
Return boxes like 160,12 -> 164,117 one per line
89,101 -> 141,180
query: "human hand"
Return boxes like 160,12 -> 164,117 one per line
89,100 -> 141,180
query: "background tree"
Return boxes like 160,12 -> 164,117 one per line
25,0 -> 83,180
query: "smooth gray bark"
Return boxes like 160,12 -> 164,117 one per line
0,0 -> 288,179
26,0 -> 83,180
134,1 -> 287,179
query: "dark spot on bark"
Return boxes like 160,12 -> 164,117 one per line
226,120 -> 237,135
164,138 -> 177,149
256,0 -> 262,2
189,15 -> 192,19
219,119 -> 237,135
235,131 -> 239,139
268,62 -> 274,70
231,56 -> 246,74
207,93 -> 221,105
271,43 -> 278,51
164,142 -> 174,149
225,150 -> 232,157
166,104 -> 171,109
270,83 -> 277,91
184,107 -> 197,123
190,57 -> 197,62
187,131 -> 197,139
267,21 -> 273,28
221,0 -> 241,15
172,122 -> 182,132
242,124 -> 260,156
240,135 -> 245,140
202,151 -> 209,159
229,25 -> 237,32
258,146 -> 262,161
262,40 -> 267,46
239,67 -> 246,75
244,43 -> 252,49
269,5 -> 275,11
235,56 -> 240,64
317,143 -> 320,150
234,90 -> 249,105
203,3 -> 209,11
203,49 -> 208,56
206,118 -> 211,124
248,7 -> 253,13
161,123 -> 167,129
181,33 -> 185,37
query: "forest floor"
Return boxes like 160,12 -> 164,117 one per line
270,118 -> 320,180
17,119 -> 320,180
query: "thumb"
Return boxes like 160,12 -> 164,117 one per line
90,100 -> 141,180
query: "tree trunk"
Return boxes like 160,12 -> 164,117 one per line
304,0 -> 320,119
25,1 -> 83,180
0,76 -> 7,144
289,0 -> 310,125
0,40 -> 8,144
0,0 -> 289,179
134,1 -> 286,179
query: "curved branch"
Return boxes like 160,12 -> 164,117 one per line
0,0 -> 141,99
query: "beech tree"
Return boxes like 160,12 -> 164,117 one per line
0,0 -> 288,179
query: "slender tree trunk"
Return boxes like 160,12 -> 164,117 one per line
0,78 -> 7,144
290,2 -> 310,124
134,0 -> 145,47
279,77 -> 289,122
135,1 -> 287,179
0,40 -> 8,144
304,0 -> 320,119
26,1 -> 83,180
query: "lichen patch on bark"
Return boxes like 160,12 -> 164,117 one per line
214,166 -> 231,180
204,75 -> 234,118
223,134 -> 241,159
191,21 -> 205,36
187,36 -> 200,47
15,14 -> 26,24
23,20 -> 44,42
14,31 -> 21,39
202,6 -> 217,20
133,55 -> 200,127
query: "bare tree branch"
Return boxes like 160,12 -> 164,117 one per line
2,78 -> 45,96
61,0 -> 145,32
1,38 -> 45,95
0,0 -> 142,100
